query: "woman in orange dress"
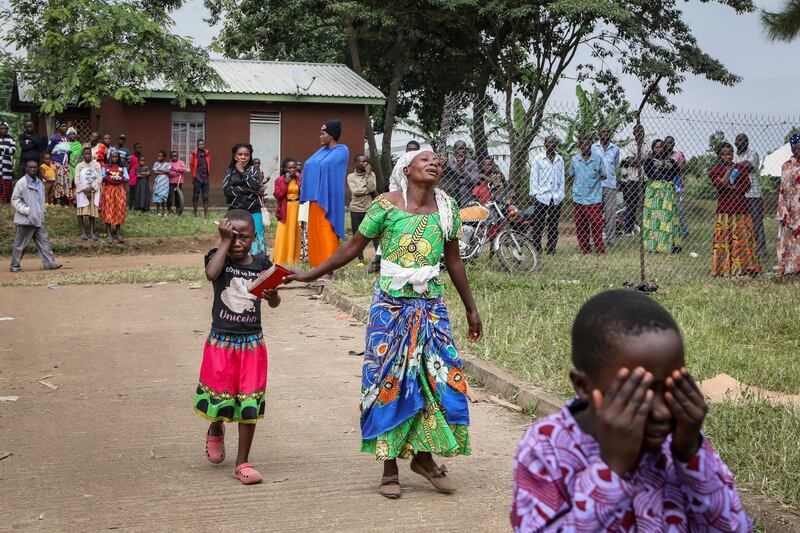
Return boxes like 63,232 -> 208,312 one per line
272,158 -> 302,265
298,120 -> 349,270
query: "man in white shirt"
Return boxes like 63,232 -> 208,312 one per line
733,133 -> 765,258
592,125 -> 621,246
529,135 -> 565,254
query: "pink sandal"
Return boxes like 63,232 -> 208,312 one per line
232,463 -> 263,485
205,426 -> 225,464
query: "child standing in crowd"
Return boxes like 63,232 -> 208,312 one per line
194,210 -> 281,485
48,121 -> 74,206
287,150 -> 482,499
167,150 -> 186,215
709,142 -> 761,277
569,136 -> 606,255
346,154 -> 378,266
133,156 -> 152,212
9,160 -> 62,272
272,157 -> 302,265
0,121 -> 17,204
510,289 -> 751,532
152,150 -> 171,216
39,151 -> 56,206
74,147 -> 101,240
101,150 -> 129,243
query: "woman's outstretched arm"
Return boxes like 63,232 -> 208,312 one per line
443,239 -> 482,342
285,233 -> 372,283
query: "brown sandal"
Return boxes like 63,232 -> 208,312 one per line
378,474 -> 402,499
410,460 -> 456,494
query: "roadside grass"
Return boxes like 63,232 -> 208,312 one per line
0,266 -> 205,287
0,205 -> 220,255
331,260 -> 800,506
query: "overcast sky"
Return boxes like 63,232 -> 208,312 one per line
172,0 -> 799,116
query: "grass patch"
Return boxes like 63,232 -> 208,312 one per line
0,266 -> 205,286
0,204 -> 220,255
331,261 -> 800,506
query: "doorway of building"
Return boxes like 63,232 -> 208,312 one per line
249,112 -> 281,197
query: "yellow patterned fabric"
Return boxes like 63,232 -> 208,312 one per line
358,195 -> 462,298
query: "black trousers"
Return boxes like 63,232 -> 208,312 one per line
350,211 -> 378,260
530,200 -> 562,254
619,180 -> 641,234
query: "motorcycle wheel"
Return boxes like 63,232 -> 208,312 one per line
496,231 -> 538,273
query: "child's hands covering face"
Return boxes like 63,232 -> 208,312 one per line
665,367 -> 706,461
592,367 -> 654,476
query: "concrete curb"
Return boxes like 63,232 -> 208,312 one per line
320,284 -> 800,532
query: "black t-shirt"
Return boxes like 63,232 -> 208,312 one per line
205,249 -> 272,335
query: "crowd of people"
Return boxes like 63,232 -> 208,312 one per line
2,118 -> 799,279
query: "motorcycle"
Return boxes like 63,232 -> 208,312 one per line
458,191 -> 539,273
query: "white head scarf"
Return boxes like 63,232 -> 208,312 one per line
389,149 -> 454,239
66,127 -> 78,136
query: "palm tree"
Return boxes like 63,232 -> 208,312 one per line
762,0 -> 800,42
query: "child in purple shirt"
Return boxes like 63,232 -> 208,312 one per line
511,290 -> 751,532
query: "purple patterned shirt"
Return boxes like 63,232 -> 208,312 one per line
511,399 -> 752,532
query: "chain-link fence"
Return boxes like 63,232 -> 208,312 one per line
409,92 -> 798,287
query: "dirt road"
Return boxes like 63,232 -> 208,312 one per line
0,283 -> 529,532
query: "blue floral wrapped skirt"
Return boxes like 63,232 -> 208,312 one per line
360,288 -> 471,460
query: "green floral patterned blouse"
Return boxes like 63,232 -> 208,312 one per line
358,195 -> 462,298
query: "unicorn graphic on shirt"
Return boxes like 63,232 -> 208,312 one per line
221,277 -> 257,314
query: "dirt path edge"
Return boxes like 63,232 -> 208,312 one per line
320,284 -> 800,532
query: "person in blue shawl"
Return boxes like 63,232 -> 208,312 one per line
299,120 -> 349,269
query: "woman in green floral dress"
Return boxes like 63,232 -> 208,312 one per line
287,150 -> 483,499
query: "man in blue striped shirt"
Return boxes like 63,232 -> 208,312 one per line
570,136 -> 606,254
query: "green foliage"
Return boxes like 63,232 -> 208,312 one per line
761,0 -> 800,42
1,0 -> 222,114
550,85 -> 632,160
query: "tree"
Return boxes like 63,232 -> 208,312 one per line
446,0 -> 753,189
0,0 -> 221,115
550,85 -> 632,162
204,0 -> 480,187
762,0 -> 800,41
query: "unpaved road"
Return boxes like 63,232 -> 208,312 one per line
0,282 -> 528,532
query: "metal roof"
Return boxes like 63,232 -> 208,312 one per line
144,59 -> 385,104
15,60 -> 385,106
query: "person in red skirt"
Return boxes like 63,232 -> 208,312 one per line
194,210 -> 281,485
100,149 -> 129,244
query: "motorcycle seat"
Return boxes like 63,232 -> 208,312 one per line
460,205 -> 490,222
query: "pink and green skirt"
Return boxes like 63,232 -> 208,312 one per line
193,331 -> 268,424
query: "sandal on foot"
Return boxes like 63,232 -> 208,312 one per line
232,462 -> 263,485
378,474 -> 402,499
205,427 -> 225,464
410,460 -> 456,494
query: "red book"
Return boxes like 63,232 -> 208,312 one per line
248,264 -> 293,298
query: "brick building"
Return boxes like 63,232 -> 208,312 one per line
13,59 -> 384,204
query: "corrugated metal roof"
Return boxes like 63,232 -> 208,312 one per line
147,59 -> 385,101
15,60 -> 385,105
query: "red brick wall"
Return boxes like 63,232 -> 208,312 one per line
94,99 -> 366,205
